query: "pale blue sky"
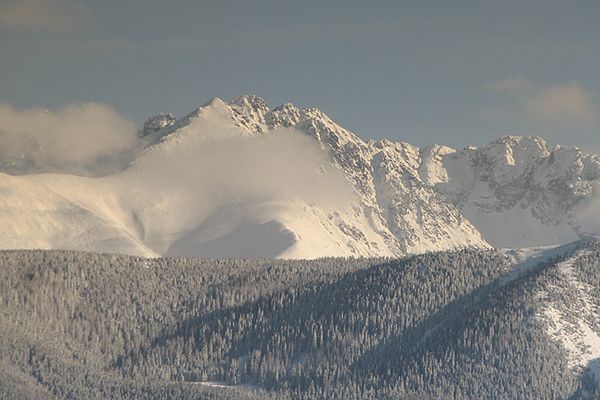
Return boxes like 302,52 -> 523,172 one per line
1,0 -> 599,150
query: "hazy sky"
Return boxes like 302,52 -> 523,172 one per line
1,0 -> 599,151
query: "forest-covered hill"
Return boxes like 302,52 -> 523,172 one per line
1,242 -> 600,399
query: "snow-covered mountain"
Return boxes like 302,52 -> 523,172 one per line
424,136 -> 600,248
0,95 -> 598,258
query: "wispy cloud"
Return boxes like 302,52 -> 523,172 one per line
0,0 -> 92,32
0,102 -> 136,175
486,77 -> 597,129
525,82 -> 596,127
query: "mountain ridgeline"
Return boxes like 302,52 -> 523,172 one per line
2,241 -> 600,399
1,95 -> 599,259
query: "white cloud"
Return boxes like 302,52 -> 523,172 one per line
133,128 -> 357,209
525,82 -> 596,127
0,0 -> 91,32
0,103 -> 356,209
0,102 -> 137,175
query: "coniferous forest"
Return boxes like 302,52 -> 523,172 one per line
2,241 -> 600,399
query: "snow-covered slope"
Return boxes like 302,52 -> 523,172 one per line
0,172 -> 155,256
529,244 -> 600,388
0,95 -> 598,258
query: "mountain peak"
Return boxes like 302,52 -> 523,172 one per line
479,135 -> 550,167
492,135 -> 549,149
267,102 -> 302,128
230,94 -> 269,110
202,96 -> 227,108
227,95 -> 271,133
141,113 -> 176,136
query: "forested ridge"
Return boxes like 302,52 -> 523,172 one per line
1,242 -> 600,399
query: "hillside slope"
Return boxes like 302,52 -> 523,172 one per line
2,242 -> 600,398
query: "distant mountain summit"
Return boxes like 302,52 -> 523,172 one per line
0,95 -> 598,258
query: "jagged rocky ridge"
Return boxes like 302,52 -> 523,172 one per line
0,95 -> 599,258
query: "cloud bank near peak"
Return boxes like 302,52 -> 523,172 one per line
0,102 -> 137,175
